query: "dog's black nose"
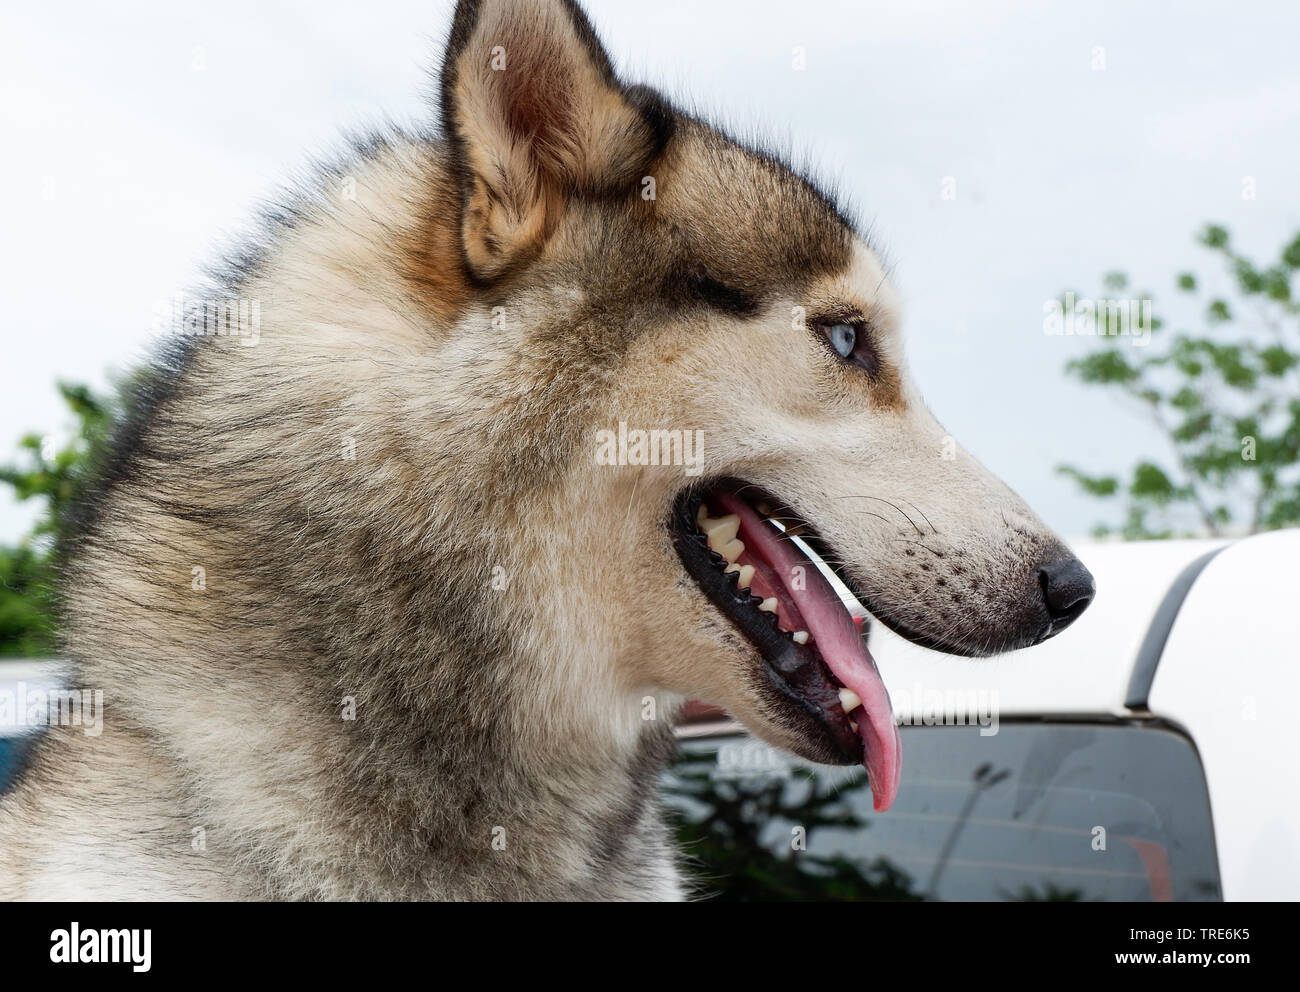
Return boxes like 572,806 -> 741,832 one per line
1037,557 -> 1095,632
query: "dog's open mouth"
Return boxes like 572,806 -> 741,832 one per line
671,480 -> 902,811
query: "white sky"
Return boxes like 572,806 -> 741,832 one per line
2,0 -> 1298,542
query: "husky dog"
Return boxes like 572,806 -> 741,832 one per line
0,0 -> 1093,900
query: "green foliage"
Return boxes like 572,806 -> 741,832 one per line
0,544 -> 55,657
664,749 -> 924,901
1059,225 -> 1300,539
0,381 -> 116,657
1055,465 -> 1119,498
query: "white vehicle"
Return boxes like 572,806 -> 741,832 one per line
666,529 -> 1300,902
0,660 -> 65,791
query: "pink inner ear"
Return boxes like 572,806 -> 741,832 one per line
498,56 -> 577,169
443,0 -> 670,282
455,4 -> 658,195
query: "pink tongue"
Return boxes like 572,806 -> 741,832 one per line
716,492 -> 901,812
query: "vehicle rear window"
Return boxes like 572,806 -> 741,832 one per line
0,736 -> 33,793
662,722 -> 1220,901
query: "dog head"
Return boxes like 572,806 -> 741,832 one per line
436,0 -> 1094,808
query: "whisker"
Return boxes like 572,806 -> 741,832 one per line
835,494 -> 924,536
900,499 -> 937,535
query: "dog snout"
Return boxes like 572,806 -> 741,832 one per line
1036,556 -> 1095,636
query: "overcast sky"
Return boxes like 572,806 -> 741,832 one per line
2,0 -> 1298,543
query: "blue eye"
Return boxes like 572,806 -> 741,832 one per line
828,323 -> 856,358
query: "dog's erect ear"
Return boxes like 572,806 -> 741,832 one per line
440,0 -> 671,281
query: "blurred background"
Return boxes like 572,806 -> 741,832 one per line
2,0 -> 1298,656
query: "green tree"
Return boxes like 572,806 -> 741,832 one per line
663,747 -> 923,901
1058,225 -> 1300,539
0,381 -> 116,657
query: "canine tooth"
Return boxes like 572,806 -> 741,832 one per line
717,539 -> 745,563
838,688 -> 862,713
702,514 -> 740,547
792,630 -> 809,644
758,597 -> 778,613
696,504 -> 709,527
736,564 -> 755,589
756,501 -> 773,516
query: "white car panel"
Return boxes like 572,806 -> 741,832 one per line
871,538 -> 1226,720
1147,528 -> 1300,901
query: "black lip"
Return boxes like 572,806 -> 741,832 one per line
669,483 -> 862,765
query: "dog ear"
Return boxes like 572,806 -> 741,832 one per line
440,0 -> 671,281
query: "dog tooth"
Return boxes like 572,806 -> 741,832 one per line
756,501 -> 773,516
792,630 -> 809,644
702,514 -> 740,547
758,597 -> 778,613
717,539 -> 745,563
736,564 -> 755,589
696,504 -> 710,528
838,688 -> 862,713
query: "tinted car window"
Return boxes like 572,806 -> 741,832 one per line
663,722 -> 1220,901
0,736 -> 33,793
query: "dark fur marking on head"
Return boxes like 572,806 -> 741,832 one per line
667,267 -> 763,319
